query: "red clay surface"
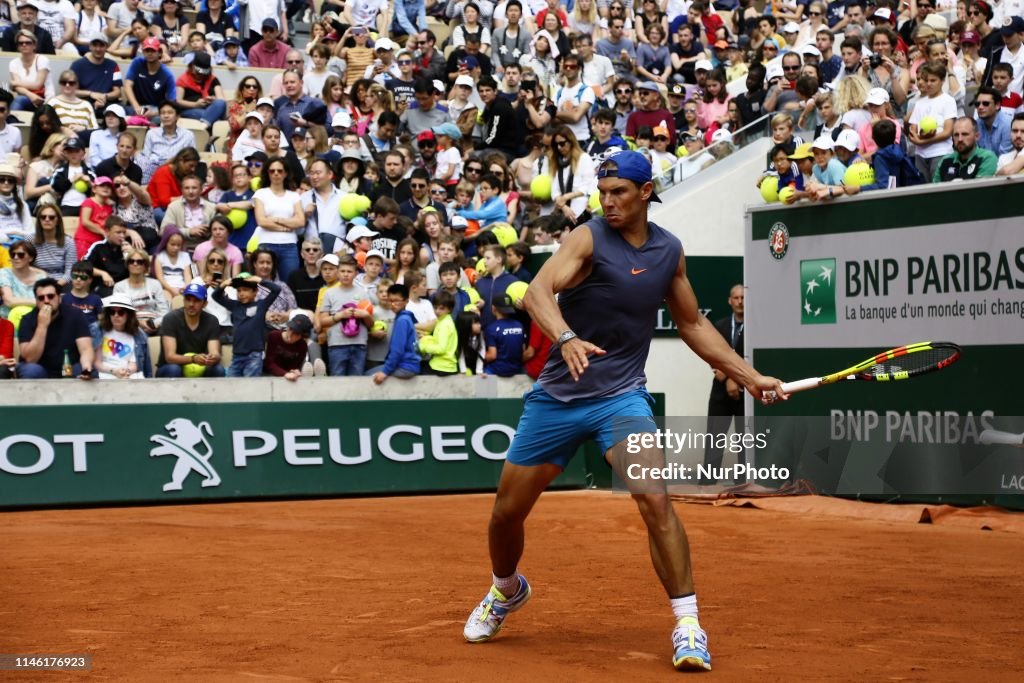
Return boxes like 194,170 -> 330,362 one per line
2,491 -> 1022,681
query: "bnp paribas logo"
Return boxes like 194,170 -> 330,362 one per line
800,258 -> 836,324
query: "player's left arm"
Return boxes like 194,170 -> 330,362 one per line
665,251 -> 787,402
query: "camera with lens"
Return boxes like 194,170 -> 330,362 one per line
869,54 -> 883,69
520,80 -> 537,93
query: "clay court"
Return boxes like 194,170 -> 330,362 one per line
3,491 -> 1022,681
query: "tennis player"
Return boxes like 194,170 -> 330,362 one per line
462,150 -> 787,671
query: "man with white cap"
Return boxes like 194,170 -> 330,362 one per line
365,37 -> 399,85
625,81 -> 676,142
0,1 -> 56,53
71,32 -> 123,114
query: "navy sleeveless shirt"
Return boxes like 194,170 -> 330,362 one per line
539,217 -> 682,402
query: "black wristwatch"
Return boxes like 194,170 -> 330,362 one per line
556,330 -> 577,347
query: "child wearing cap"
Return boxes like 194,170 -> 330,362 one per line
484,293 -> 525,377
417,289 -> 459,376
649,125 -> 678,179
214,37 -> 249,68
75,176 -> 115,260
212,273 -> 281,377
433,123 -> 463,191
354,249 -> 385,299
264,314 -> 314,381
232,113 -> 266,162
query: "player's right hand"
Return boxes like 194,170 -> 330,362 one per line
561,338 -> 606,382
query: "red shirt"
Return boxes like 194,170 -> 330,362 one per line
75,198 -> 113,259
147,163 -> 181,210
247,40 -> 290,69
524,321 -> 553,380
700,13 -> 725,43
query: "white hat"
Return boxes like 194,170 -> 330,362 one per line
836,129 -> 861,152
364,248 -> 385,261
864,87 -> 890,106
923,14 -> 948,32
450,215 -> 469,230
710,129 -> 733,144
103,293 -> 137,312
104,103 -> 127,119
765,63 -> 784,81
245,111 -> 265,123
811,135 -> 835,151
695,59 -> 713,72
331,110 -> 352,129
872,7 -> 893,21
454,74 -> 475,88
432,79 -> 445,93
782,21 -> 800,33
317,253 -> 340,268
256,97 -> 275,108
346,225 -> 379,242
0,163 -> 18,177
800,44 -> 822,58
374,37 -> 396,51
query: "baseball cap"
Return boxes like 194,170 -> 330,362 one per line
872,7 -> 893,21
288,314 -> 313,336
191,51 -> 211,75
713,39 -> 729,49
597,150 -> 661,202
710,129 -> 733,145
16,1 -> 39,10
782,21 -> 800,33
1001,16 -> 1024,36
317,254 -> 340,269
291,126 -> 308,139
766,63 -> 784,82
141,37 -> 162,51
346,225 -> 379,242
223,36 -> 240,47
652,125 -> 670,139
864,87 -> 890,106
324,31 -> 340,41
88,32 -> 109,45
923,14 -> 948,32
695,59 -> 713,72
245,111 -> 264,124
960,29 -> 981,45
787,142 -> 813,160
93,175 -> 114,186
64,136 -> 85,150
331,110 -> 352,129
800,44 -> 822,59
454,74 -> 475,88
636,80 -> 661,92
836,129 -> 861,152
811,135 -> 835,151
458,55 -> 479,69
104,103 -> 126,119
103,293 -> 136,312
231,272 -> 260,289
261,18 -> 279,31
183,282 -> 208,300
450,215 -> 469,230
256,97 -> 275,108
494,293 -> 517,315
668,83 -> 686,97
417,130 -> 436,144
432,122 -> 462,140
246,150 -> 268,164
364,248 -> 385,262
374,37 -> 396,51
432,79 -> 446,94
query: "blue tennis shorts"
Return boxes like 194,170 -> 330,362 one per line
505,384 -> 658,469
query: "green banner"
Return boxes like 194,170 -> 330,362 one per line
0,399 -> 587,508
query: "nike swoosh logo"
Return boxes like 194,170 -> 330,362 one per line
631,268 -> 648,275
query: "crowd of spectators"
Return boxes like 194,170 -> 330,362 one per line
0,0 -> 1021,380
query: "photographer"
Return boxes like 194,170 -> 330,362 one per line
514,73 -> 555,146
861,25 -> 909,117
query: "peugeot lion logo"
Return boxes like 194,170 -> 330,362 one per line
150,419 -> 221,492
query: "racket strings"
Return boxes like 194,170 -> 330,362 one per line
869,345 -> 960,377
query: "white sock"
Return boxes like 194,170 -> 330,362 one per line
671,594 -> 699,623
493,572 -> 521,598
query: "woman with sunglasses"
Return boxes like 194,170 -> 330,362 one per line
196,246 -> 233,335
31,204 -> 77,288
93,293 -> 148,379
227,77 -> 263,156
113,248 -> 169,335
9,29 -> 52,112
543,125 -> 597,225
0,164 -> 32,248
112,173 -> 158,252
47,70 -> 97,134
252,157 -> 305,282
0,241 -> 45,322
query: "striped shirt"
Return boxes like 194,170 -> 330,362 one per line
47,96 -> 98,131
33,240 -> 78,282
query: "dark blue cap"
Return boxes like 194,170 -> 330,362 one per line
597,150 -> 661,202
183,282 -> 207,300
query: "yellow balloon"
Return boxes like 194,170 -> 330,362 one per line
250,177 -> 262,191
843,162 -> 876,187
918,116 -> 937,135
246,234 -> 260,253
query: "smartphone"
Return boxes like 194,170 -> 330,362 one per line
212,272 -> 224,283
290,112 -> 302,120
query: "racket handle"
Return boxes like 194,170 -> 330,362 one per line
780,377 -> 822,394
979,430 -> 1024,446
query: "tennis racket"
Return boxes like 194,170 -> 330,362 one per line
979,430 -> 1024,447
767,341 -> 962,400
